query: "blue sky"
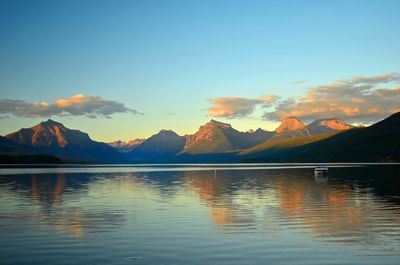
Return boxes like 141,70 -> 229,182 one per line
0,0 -> 399,142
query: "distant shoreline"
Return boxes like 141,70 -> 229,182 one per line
1,163 -> 400,176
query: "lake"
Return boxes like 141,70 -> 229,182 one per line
1,164 -> 400,265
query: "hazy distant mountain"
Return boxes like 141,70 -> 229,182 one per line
108,139 -> 145,153
270,117 -> 353,140
182,120 -> 273,154
5,119 -> 124,163
242,112 -> 400,162
244,128 -> 275,147
128,130 -> 186,161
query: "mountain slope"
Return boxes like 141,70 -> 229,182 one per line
270,117 -> 308,140
243,112 -> 400,162
275,117 -> 305,133
240,130 -> 343,156
0,135 -> 36,154
0,135 -> 63,164
243,128 -> 275,147
306,118 -> 354,135
128,130 -> 186,161
270,117 -> 353,140
5,119 -> 124,163
182,120 -> 273,154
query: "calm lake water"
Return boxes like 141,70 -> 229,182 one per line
1,164 -> 400,265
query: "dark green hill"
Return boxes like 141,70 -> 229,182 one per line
242,112 -> 400,162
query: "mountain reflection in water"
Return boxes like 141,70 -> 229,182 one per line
0,165 -> 400,265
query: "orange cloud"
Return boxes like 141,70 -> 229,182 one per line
55,94 -> 92,107
207,95 -> 280,119
207,72 -> 400,123
0,94 -> 141,118
264,72 -> 400,122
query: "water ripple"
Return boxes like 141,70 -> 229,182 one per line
1,165 -> 400,264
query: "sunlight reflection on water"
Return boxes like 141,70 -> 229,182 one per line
0,165 -> 400,265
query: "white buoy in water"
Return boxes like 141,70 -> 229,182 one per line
314,165 -> 328,177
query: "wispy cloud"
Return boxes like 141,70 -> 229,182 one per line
0,94 -> 142,118
207,95 -> 280,119
292,80 -> 307,84
264,72 -> 400,122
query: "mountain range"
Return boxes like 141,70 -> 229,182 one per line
1,113 -> 399,163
